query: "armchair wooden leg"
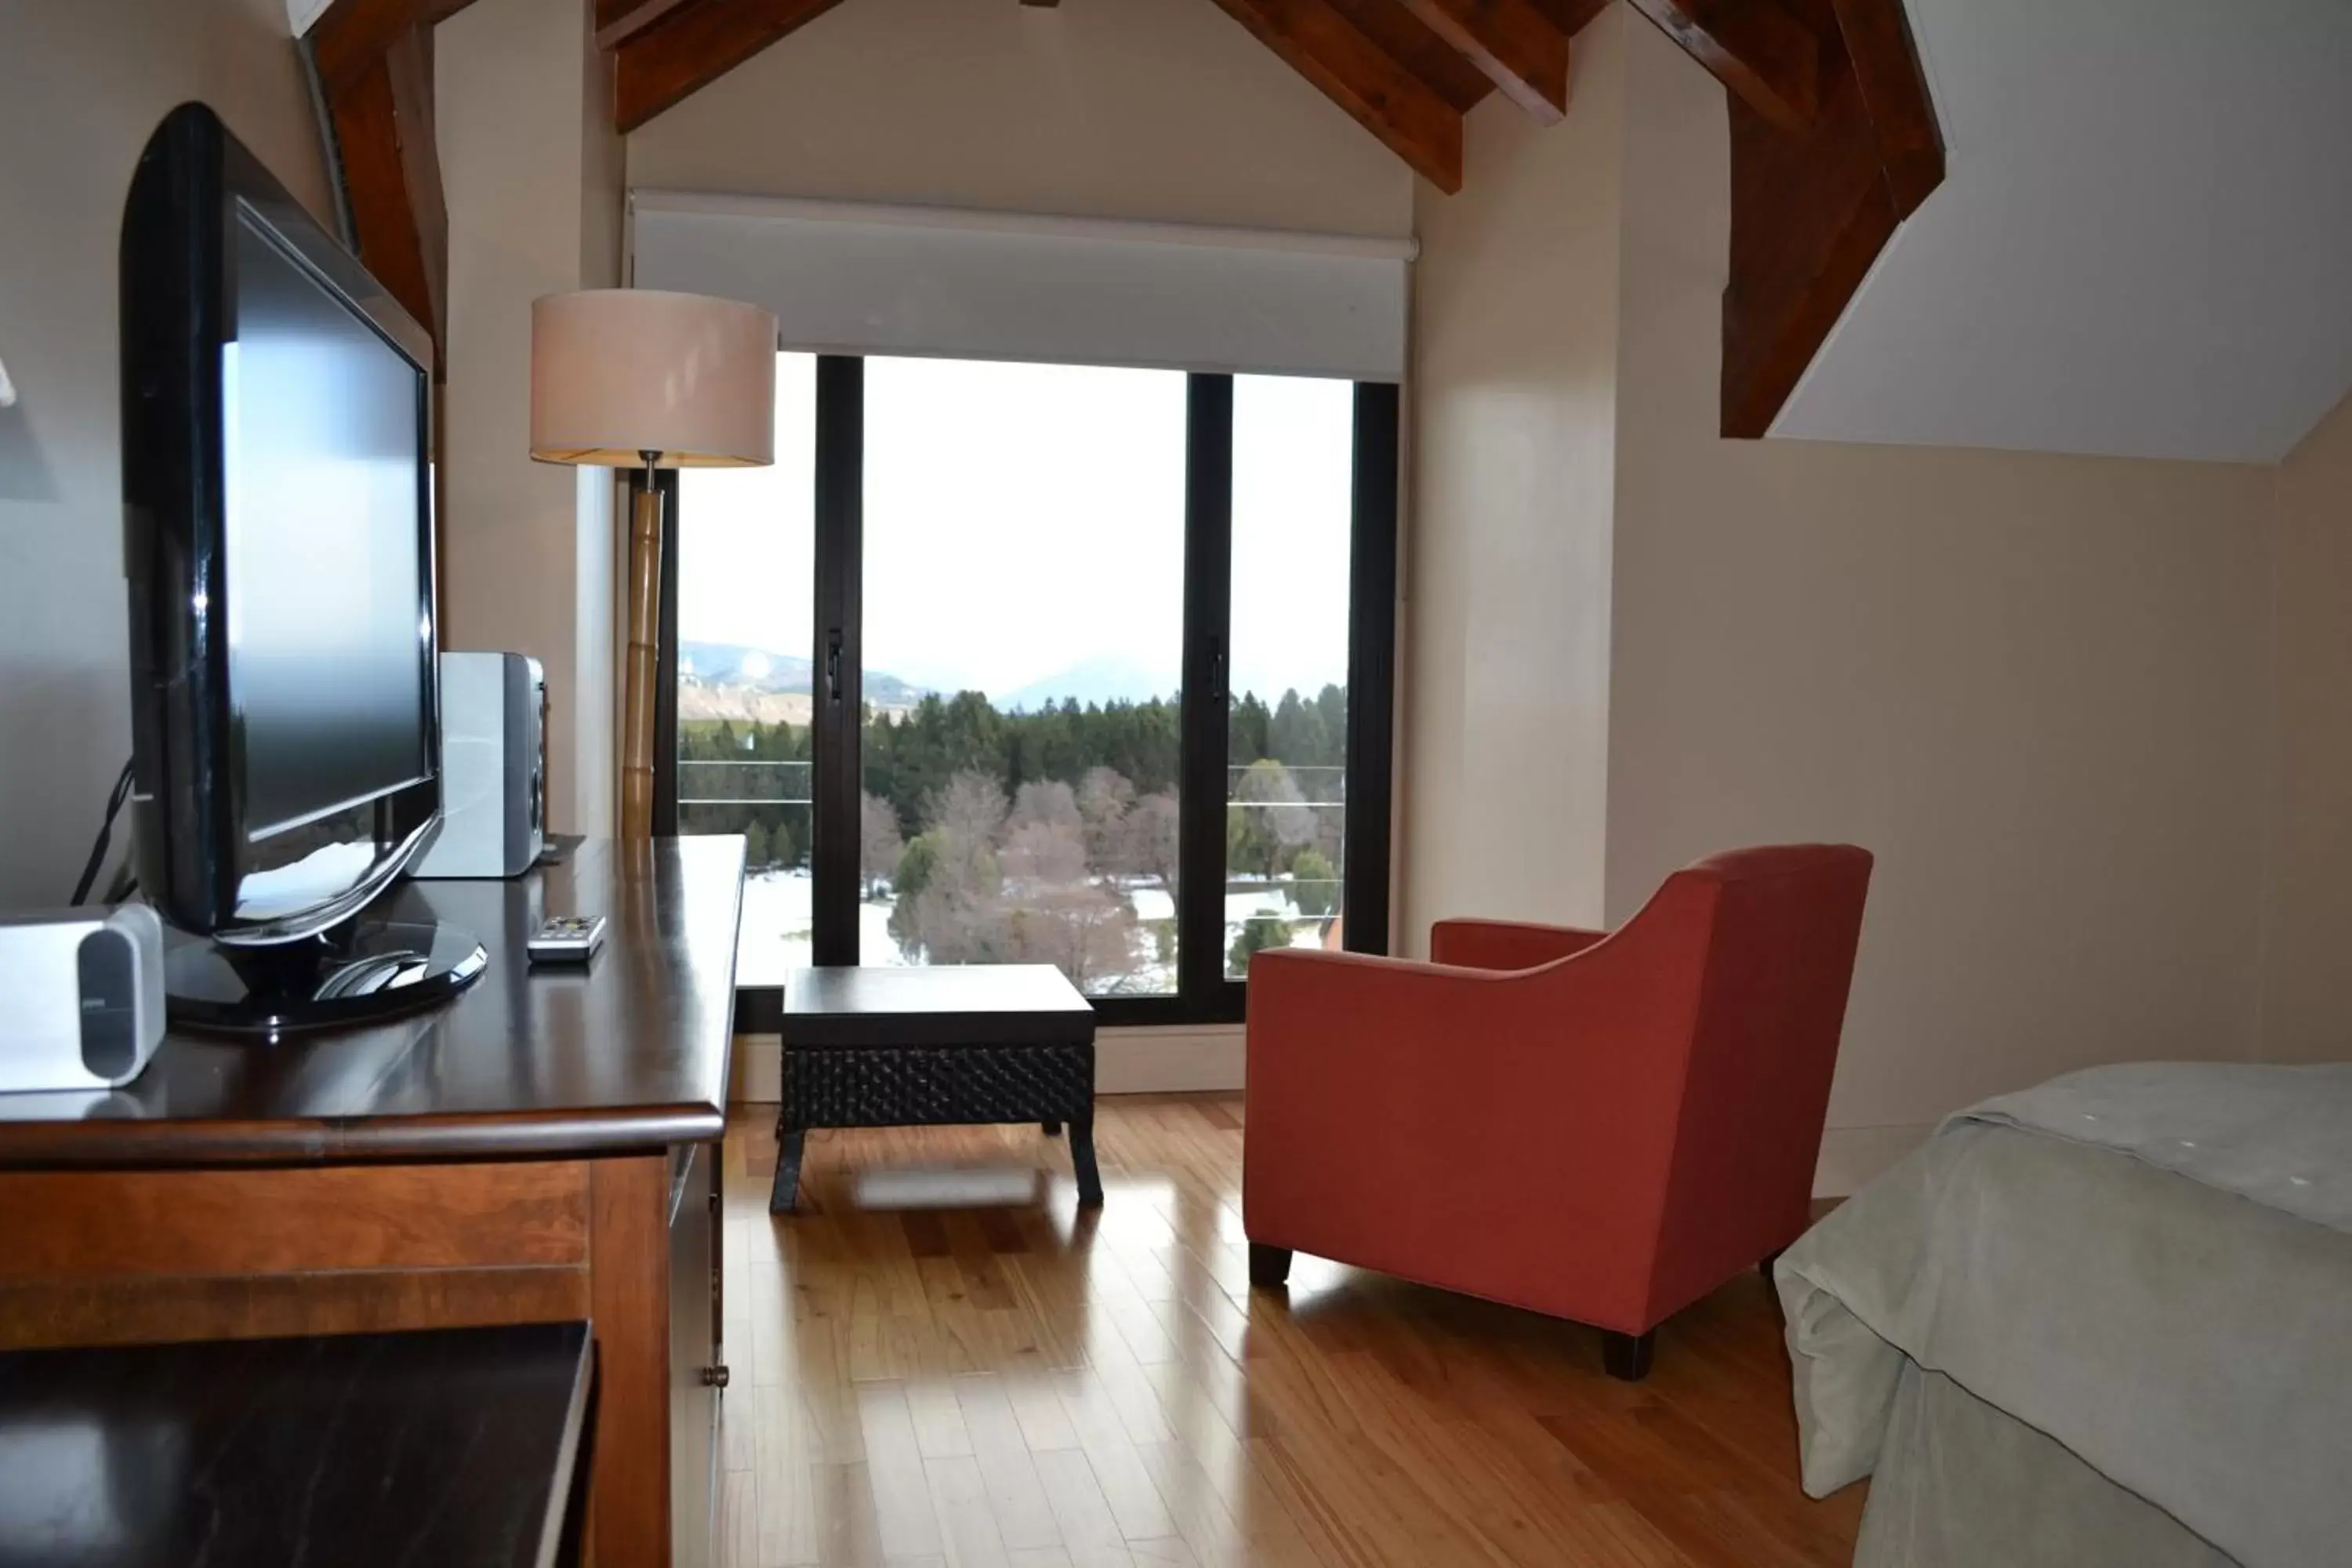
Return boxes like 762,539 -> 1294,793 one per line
1601,1330 -> 1654,1382
1248,1243 -> 1293,1290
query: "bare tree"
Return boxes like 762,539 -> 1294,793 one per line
1004,881 -> 1138,993
1233,758 -> 1316,847
1121,790 -> 1181,890
1001,818 -> 1089,887
902,881 -> 1003,967
893,770 -> 1151,992
1076,766 -> 1136,869
858,791 -> 903,898
1007,779 -> 1081,838
929,769 -> 1007,848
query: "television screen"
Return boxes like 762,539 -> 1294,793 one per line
122,103 -> 444,946
225,208 -> 430,845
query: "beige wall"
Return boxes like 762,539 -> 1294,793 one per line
2259,390 -> 2352,1063
1604,21 -> 2278,1142
438,0 -> 624,835
0,0 -> 328,906
1407,15 -> 2288,1180
623,0 -> 1414,238
1401,11 -> 1632,944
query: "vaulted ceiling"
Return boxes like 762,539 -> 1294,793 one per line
303,0 -> 1940,437
1775,0 -> 2352,463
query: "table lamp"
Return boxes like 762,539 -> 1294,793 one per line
529,289 -> 778,839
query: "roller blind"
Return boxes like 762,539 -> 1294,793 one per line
629,191 -> 1414,383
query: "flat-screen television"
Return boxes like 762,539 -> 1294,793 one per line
120,104 -> 478,1032
121,102 -> 440,945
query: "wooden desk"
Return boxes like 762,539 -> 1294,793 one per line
0,1321 -> 591,1566
0,837 -> 742,1568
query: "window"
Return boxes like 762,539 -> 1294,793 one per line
658,356 -> 1396,1025
861,358 -> 1187,996
670,354 -> 816,987
1226,375 -> 1355,977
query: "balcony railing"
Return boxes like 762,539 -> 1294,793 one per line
677,758 -> 814,808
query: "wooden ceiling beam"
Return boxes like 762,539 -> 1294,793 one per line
594,0 -> 699,50
1206,0 -> 1465,193
1396,0 -> 1568,123
1828,0 -> 1941,216
1526,0 -> 1610,34
1718,0 -> 1943,437
314,20 -> 450,356
1322,0 -> 1497,113
1628,0 -> 1820,132
308,0 -> 479,93
614,0 -> 851,133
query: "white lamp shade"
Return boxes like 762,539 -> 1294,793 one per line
529,289 -> 777,467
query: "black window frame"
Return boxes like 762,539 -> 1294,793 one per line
652,357 -> 1399,1031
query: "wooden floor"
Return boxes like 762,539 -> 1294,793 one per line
717,1094 -> 1864,1568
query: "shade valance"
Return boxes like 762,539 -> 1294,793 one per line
629,190 -> 1412,383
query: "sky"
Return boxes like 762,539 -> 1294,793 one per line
677,354 -> 1354,705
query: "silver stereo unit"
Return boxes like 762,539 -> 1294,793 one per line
412,652 -> 546,880
0,906 -> 167,1091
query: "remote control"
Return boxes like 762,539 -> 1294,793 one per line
527,914 -> 607,964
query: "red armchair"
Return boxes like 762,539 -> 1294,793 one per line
1243,844 -> 1872,1380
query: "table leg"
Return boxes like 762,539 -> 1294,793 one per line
1069,1111 -> 1103,1207
770,1127 -> 804,1216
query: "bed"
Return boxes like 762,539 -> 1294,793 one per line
1776,1062 -> 2352,1567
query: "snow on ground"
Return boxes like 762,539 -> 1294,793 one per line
731,867 -> 1329,991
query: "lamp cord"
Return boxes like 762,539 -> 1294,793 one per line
71,758 -> 136,906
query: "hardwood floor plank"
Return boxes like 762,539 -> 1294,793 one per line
1007,1372 -> 1087,1453
1054,1374 -> 1180,1541
720,1467 -> 757,1568
1098,1361 -> 1181,1448
1007,1549 -> 1083,1568
812,1460 -> 888,1566
953,1374 -> 1064,1551
722,1094 -> 1858,1568
927,1454 -> 1015,1568
910,1378 -> 977,1459
753,1385 -> 818,1564
862,1383 -> 949,1559
1034,1445 -> 1134,1558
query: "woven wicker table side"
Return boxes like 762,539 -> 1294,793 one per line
773,1041 -> 1102,1214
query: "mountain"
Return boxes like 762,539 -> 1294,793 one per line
996,655 -> 1179,713
678,641 -> 929,709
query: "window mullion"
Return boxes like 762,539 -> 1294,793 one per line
1178,375 -> 1235,1011
810,354 -> 864,965
1344,382 -> 1399,957
650,468 -> 681,837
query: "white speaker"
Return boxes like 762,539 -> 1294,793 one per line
0,905 -> 168,1091
413,652 -> 546,879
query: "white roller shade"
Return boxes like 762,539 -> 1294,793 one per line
630,191 -> 1414,383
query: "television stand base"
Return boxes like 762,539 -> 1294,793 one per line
165,918 -> 487,1036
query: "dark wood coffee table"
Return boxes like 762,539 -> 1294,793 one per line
773,964 -> 1101,1214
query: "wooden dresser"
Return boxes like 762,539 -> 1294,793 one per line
0,837 -> 742,1568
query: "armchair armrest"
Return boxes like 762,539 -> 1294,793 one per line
1428,917 -> 1609,971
